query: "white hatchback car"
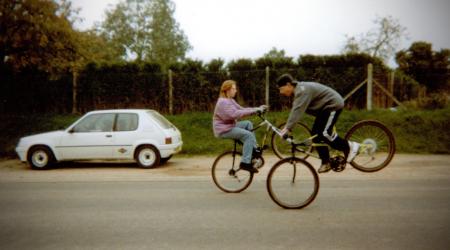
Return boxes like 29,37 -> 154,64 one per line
16,109 -> 183,169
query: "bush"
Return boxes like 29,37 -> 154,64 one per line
404,93 -> 449,110
418,93 -> 448,109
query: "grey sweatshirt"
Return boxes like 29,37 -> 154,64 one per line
285,81 -> 344,130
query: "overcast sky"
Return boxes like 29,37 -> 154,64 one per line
72,0 -> 450,65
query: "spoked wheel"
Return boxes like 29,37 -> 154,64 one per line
271,122 -> 312,159
211,151 -> 254,193
345,120 -> 396,172
266,157 -> 319,209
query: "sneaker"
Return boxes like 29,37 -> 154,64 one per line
347,141 -> 360,163
318,163 -> 331,173
252,147 -> 262,158
239,162 -> 259,173
252,157 -> 264,169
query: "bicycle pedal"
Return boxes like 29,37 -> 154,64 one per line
252,157 -> 264,169
330,156 -> 346,172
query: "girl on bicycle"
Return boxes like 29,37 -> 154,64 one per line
212,80 -> 267,173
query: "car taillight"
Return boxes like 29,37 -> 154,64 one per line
165,137 -> 172,144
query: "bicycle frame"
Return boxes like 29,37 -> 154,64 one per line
251,113 -> 285,149
234,112 -> 375,161
248,113 -> 341,159
287,131 -> 374,160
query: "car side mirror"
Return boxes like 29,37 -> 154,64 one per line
68,128 -> 75,133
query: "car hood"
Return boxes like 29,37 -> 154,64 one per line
20,130 -> 65,142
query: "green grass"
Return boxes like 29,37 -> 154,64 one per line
167,107 -> 450,155
1,107 -> 449,158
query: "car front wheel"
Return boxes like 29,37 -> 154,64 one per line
28,146 -> 55,170
135,145 -> 161,168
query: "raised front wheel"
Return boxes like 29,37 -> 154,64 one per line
271,122 -> 312,159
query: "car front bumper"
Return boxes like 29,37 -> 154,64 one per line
15,146 -> 27,162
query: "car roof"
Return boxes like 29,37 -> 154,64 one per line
85,109 -> 157,115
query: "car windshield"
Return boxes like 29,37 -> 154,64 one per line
147,111 -> 174,129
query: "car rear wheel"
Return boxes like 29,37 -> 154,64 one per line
28,146 -> 55,170
135,145 -> 161,168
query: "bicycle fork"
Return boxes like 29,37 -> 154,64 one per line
290,160 -> 297,184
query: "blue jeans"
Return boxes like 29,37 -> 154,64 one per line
219,121 -> 256,164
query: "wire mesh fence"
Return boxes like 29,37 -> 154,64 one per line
0,64 -> 425,115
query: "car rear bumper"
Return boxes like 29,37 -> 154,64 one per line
159,142 -> 183,158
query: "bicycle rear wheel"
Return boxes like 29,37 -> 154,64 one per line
266,157 -> 319,209
345,120 -> 396,172
211,151 -> 254,193
271,122 -> 312,159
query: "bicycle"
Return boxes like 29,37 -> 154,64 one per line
266,119 -> 396,209
211,110 -> 293,193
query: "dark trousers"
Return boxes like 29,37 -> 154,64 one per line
311,109 -> 349,164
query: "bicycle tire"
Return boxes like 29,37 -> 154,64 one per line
266,157 -> 319,209
271,122 -> 312,159
345,120 -> 396,172
211,151 -> 254,193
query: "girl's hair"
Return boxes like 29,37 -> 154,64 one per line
219,80 -> 236,98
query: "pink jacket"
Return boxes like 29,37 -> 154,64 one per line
212,98 -> 256,137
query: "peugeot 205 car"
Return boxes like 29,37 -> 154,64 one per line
16,109 -> 182,170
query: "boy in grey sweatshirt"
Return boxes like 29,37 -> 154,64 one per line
277,73 -> 359,173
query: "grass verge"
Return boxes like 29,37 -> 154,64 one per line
1,107 -> 449,158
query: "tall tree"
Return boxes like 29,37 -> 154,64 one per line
75,30 -> 124,66
342,15 -> 407,63
396,41 -> 449,92
147,0 -> 191,68
255,47 -> 295,69
263,47 -> 288,59
99,0 -> 191,69
0,0 -> 80,73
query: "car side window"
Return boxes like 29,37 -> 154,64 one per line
72,114 -> 115,133
115,113 -> 138,131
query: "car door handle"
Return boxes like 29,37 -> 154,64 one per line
106,134 -> 112,138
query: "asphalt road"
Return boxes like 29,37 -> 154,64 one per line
0,154 -> 449,249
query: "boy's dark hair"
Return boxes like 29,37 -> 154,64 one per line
276,73 -> 295,87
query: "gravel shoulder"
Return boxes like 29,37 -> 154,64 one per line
0,154 -> 449,182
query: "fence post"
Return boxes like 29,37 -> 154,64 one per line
168,69 -> 173,115
72,69 -> 78,114
388,70 -> 395,108
265,66 -> 270,106
367,63 -> 373,111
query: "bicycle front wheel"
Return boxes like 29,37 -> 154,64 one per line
345,120 -> 396,172
266,157 -> 319,209
211,151 -> 254,193
271,122 -> 312,159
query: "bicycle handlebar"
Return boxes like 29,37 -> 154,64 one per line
255,109 -> 310,147
256,109 -> 268,116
